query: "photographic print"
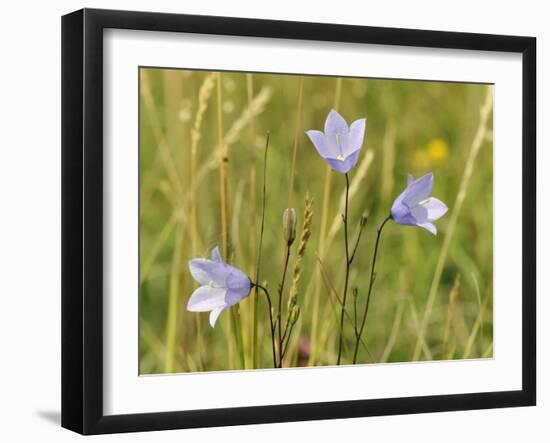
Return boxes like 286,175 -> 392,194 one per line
139,68 -> 493,374
62,10 -> 536,433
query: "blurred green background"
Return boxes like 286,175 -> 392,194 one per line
139,67 -> 493,374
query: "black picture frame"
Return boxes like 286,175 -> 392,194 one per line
61,8 -> 536,435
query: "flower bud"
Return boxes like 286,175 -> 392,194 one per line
283,208 -> 297,246
290,305 -> 300,324
287,295 -> 297,311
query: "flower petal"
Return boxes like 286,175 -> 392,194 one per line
324,150 -> 360,174
187,286 -> 227,312
346,118 -> 366,155
391,186 -> 408,209
392,174 -> 416,210
403,173 -> 434,206
225,288 -> 249,306
189,247 -> 228,285
225,269 -> 251,292
209,305 -> 226,327
342,150 -> 361,172
211,246 -> 223,263
334,132 -> 350,157
324,109 -> 348,139
324,158 -> 348,173
306,130 -> 338,159
417,222 -> 437,235
410,204 -> 429,224
188,259 -> 219,285
423,197 -> 448,221
391,201 -> 417,226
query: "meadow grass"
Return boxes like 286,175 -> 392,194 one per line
139,68 -> 493,373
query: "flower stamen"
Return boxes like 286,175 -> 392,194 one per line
335,133 -> 345,158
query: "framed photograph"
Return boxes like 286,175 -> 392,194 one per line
61,8 -> 536,434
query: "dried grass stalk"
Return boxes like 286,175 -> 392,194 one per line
288,194 -> 314,308
190,73 -> 216,255
190,73 -> 216,157
442,274 -> 461,353
412,86 -> 493,361
224,87 -> 272,146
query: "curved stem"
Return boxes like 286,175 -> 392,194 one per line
253,283 -> 277,368
352,215 -> 391,364
336,173 -> 351,365
349,218 -> 367,265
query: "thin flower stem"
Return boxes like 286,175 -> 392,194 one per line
321,261 -> 373,363
252,283 -> 277,368
336,173 -> 351,365
317,254 -> 371,360
349,218 -> 367,265
246,74 -> 259,368
352,215 -> 391,364
309,77 -> 343,365
317,256 -> 354,324
253,133 -> 270,366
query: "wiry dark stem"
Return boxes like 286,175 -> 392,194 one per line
336,173 -> 351,365
254,133 -> 270,300
253,133 -> 270,367
252,283 -> 277,368
317,255 -> 374,362
352,215 -> 391,364
349,217 -> 368,265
